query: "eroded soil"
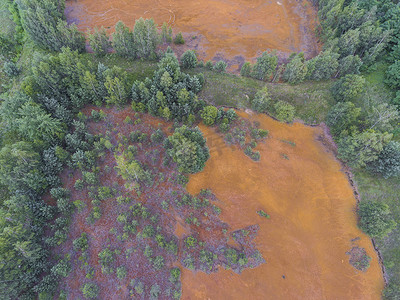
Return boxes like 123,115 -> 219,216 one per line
184,111 -> 384,299
65,0 -> 319,69
56,107 -> 384,299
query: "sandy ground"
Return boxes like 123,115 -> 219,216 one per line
65,0 -> 320,69
184,111 -> 384,299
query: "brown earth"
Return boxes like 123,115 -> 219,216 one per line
65,0 -> 320,69
183,111 -> 384,299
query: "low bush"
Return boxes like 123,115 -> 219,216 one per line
201,105 -> 218,126
174,32 -> 185,44
214,61 -> 227,73
82,283 -> 99,299
274,101 -> 295,123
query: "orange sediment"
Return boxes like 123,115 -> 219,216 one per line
65,0 -> 319,68
184,112 -> 384,299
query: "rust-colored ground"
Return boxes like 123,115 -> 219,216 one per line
65,0 -> 319,67
184,111 -> 384,299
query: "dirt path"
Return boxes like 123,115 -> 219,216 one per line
65,0 -> 320,69
183,111 -> 384,299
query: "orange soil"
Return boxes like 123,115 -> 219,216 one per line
183,111 -> 384,299
65,0 -> 319,66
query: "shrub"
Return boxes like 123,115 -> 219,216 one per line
73,233 -> 89,251
225,109 -> 237,122
174,32 -> 185,44
116,266 -> 127,279
150,129 -> 165,144
201,105 -> 218,126
170,267 -> 181,283
257,210 -> 270,218
225,248 -> 238,265
135,281 -> 144,294
150,283 -> 161,299
205,60 -> 214,70
240,62 -> 252,77
214,60 -> 227,73
98,248 -> 114,266
181,50 -> 198,69
81,283 -> 99,299
274,101 -> 295,122
152,256 -> 164,270
144,245 -> 153,258
142,225 -> 155,238
359,201 -> 396,238
51,259 -> 71,277
251,87 -> 271,113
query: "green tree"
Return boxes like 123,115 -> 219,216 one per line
17,101 -> 65,144
367,141 -> 400,179
326,102 -> 361,136
251,51 -> 278,80
331,74 -> 365,102
338,28 -> 360,57
251,87 -> 270,113
282,53 -> 308,84
306,50 -> 339,80
88,27 -> 111,56
0,207 -> 47,299
161,22 -> 172,43
385,60 -> 400,90
359,201 -> 396,238
367,103 -> 400,132
104,67 -> 129,106
180,50 -> 198,69
115,153 -> 150,184
201,106 -> 218,126
164,126 -> 209,173
240,62 -> 252,77
18,0 -> 84,52
337,130 -> 392,168
336,55 -> 362,77
133,18 -> 159,58
112,21 -> 135,57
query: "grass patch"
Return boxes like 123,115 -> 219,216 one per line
280,139 -> 296,147
354,171 -> 400,288
190,68 -> 334,124
82,53 -> 158,82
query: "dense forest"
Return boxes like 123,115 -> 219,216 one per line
0,0 -> 399,298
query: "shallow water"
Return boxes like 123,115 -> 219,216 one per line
65,0 -> 319,67
184,112 -> 384,299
